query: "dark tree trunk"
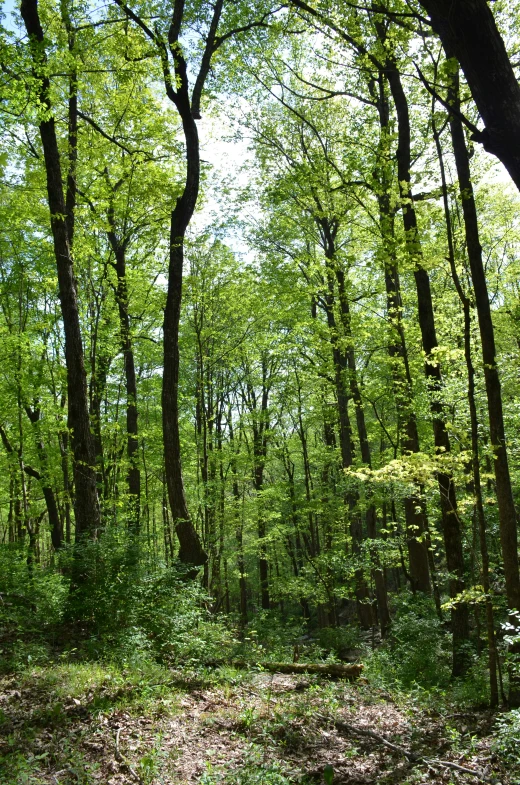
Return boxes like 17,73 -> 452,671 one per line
419,0 -> 520,191
319,247 -> 372,628
0,423 -> 63,550
106,211 -> 140,532
447,61 -> 520,615
372,73 -> 431,595
59,426 -> 72,544
112,0 -> 224,568
446,58 -> 520,699
334,260 -> 391,637
228,410 -> 248,623
247,357 -> 271,610
385,60 -> 469,674
20,0 -> 100,539
436,106 -> 499,704
27,409 -> 64,550
89,333 -> 109,500
162,113 -> 206,567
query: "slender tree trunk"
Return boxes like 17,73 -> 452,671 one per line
162,120 -> 206,566
446,58 -> 520,700
435,110 -> 498,697
332,257 -> 391,636
319,258 -> 372,628
21,0 -> 100,540
372,73 -> 431,594
250,361 -> 270,610
114,0 -> 224,572
106,216 -> 140,532
385,60 -> 469,674
228,409 -> 247,623
59,427 -> 72,544
447,58 -> 520,614
438,146 -> 499,704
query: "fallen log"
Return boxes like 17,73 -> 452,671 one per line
231,661 -> 363,680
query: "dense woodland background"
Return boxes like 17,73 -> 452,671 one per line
3,0 -> 520,780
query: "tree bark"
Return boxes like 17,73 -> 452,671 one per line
419,0 -> 520,191
445,58 -> 520,700
106,207 -> 140,532
372,73 -> 431,595
245,356 -> 271,610
318,241 -> 372,629
20,0 -> 100,539
333,259 -> 391,637
385,59 -> 469,674
447,61 -> 520,616
438,121 -> 499,703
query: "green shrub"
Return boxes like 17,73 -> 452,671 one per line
317,626 -> 362,659
493,709 -> 520,766
0,544 -> 68,672
365,593 -> 451,689
200,760 -> 297,784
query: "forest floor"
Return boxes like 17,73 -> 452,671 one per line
0,659 -> 512,785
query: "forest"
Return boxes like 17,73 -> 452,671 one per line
2,0 -> 520,782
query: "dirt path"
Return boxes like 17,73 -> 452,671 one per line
0,667 -> 509,784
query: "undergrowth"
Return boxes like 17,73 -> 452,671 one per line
1,549 -> 518,783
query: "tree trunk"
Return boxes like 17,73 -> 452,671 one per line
372,73 -> 431,595
446,58 -> 519,699
385,60 -> 469,674
228,410 -> 248,623
419,0 -> 520,191
333,258 -> 391,637
106,215 -> 140,532
21,0 -> 100,540
249,358 -> 271,610
319,253 -> 372,628
438,127 -> 499,704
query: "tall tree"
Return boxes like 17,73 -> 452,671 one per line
20,0 -> 100,540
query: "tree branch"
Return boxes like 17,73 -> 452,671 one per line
413,62 -> 484,141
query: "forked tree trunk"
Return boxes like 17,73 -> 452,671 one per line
112,0 -> 224,568
162,118 -> 206,567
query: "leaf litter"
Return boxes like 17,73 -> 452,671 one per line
0,668 -> 512,784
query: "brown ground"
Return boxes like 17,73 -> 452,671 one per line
0,667 -> 511,784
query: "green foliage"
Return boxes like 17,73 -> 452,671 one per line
0,545 -> 68,672
366,594 -> 451,689
493,709 -> 520,767
65,536 -> 237,666
448,656 -> 492,708
317,626 -> 363,660
200,757 -> 297,785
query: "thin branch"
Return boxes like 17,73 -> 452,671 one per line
413,62 -> 483,141
77,110 -> 150,156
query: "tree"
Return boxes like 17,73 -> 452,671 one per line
418,0 -> 520,192
20,0 -> 100,542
